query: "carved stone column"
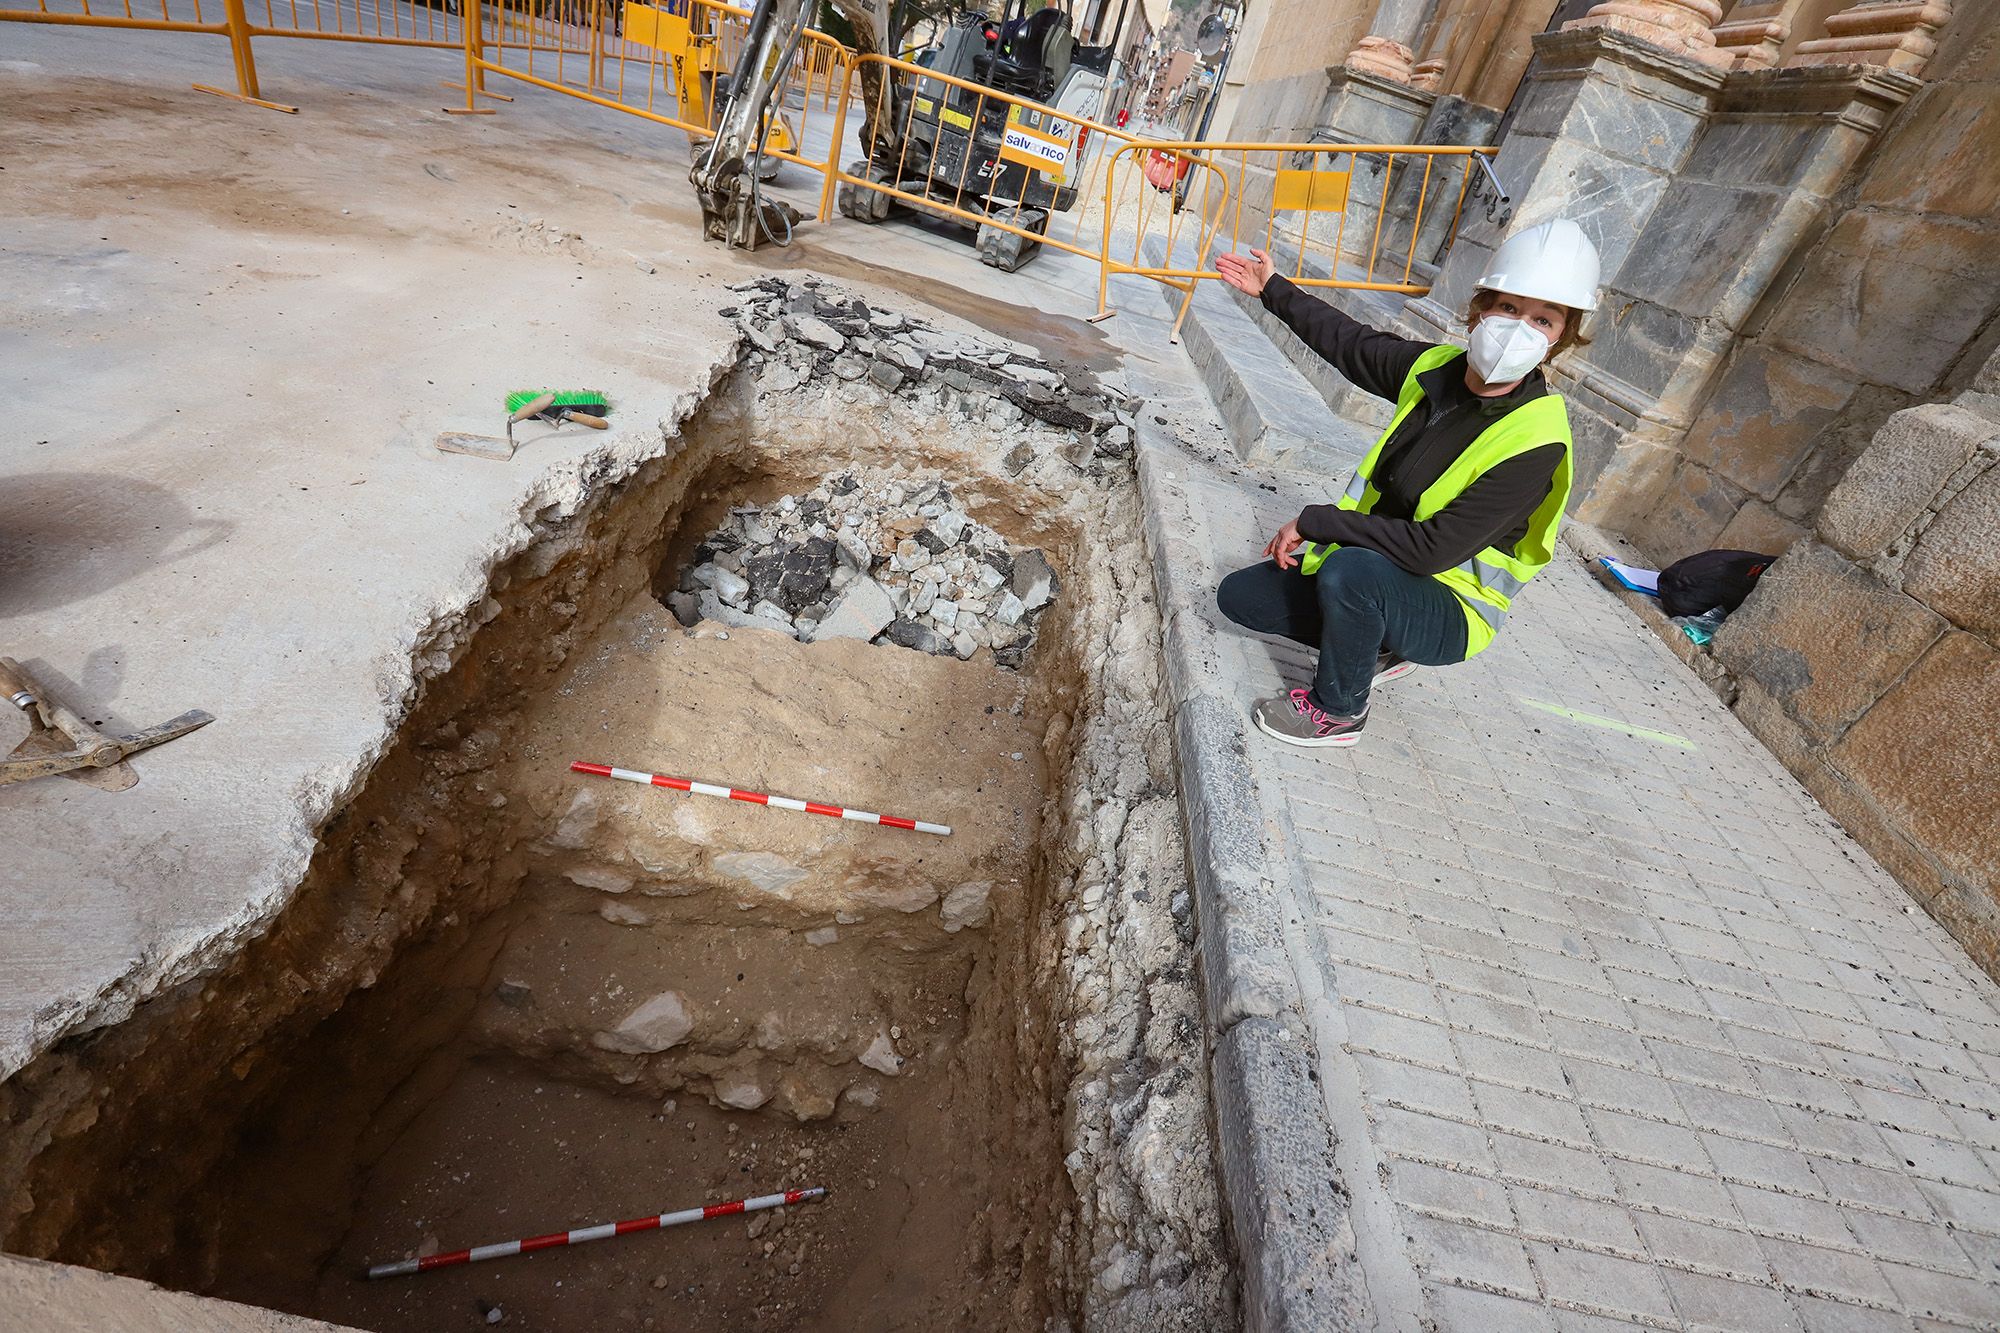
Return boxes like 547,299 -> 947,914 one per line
1341,0 -> 1439,85
1562,0 -> 1735,69
1345,35 -> 1419,83
1709,1 -> 1792,69
1787,0 -> 1953,74
1411,57 -> 1448,90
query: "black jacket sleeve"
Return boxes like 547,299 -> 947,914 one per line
1260,274 -> 1429,403
1295,444 -> 1566,577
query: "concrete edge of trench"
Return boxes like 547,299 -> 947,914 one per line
1128,413 -> 1373,1331
0,336 -> 745,1081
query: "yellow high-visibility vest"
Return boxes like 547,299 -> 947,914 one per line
1298,344 -> 1573,657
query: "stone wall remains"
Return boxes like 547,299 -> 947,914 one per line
1711,360 -> 2000,973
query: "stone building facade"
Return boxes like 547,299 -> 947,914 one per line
1214,2 -> 2000,969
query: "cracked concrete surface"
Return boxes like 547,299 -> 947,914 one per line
0,55 -> 745,1078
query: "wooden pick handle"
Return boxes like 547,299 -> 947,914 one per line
510,393 -> 557,424
0,658 -> 39,710
566,412 -> 609,429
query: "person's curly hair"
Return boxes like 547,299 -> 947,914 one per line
1464,288 -> 1592,362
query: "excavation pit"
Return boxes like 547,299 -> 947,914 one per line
212,601 -> 1058,1332
2,317 -> 1234,1332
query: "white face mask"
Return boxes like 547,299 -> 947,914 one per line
1467,314 -> 1553,384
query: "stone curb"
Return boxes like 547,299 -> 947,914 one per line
1130,416 -> 1364,1333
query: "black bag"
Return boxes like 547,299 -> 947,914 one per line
1657,549 -> 1777,617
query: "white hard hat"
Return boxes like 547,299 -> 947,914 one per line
1474,218 -> 1600,312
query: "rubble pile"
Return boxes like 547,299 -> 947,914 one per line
721,274 -> 1138,474
666,469 -> 1060,669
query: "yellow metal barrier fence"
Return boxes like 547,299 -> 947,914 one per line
1091,144 -> 1237,339
1097,139 -> 1496,335
2,0 -> 320,110
0,0 -> 849,132
455,0 -> 855,194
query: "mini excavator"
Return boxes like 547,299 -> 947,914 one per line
682,1 -> 1112,269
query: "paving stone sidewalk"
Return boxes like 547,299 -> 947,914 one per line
1131,412 -> 2000,1331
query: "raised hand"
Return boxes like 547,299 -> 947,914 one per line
1215,248 -> 1277,297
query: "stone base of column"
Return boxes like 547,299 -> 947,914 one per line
1710,16 -> 1788,69
1787,0 -> 1952,75
1343,35 -> 1417,84
1563,0 -> 1735,69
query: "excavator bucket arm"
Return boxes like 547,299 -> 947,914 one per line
688,0 -> 900,249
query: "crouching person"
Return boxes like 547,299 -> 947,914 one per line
1211,219 -> 1599,747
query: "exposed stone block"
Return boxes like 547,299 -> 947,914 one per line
1712,540 -> 1946,744
1575,294 -> 1711,402
1316,69 -> 1432,143
1831,631 -> 2000,896
1974,344 -> 2000,396
1771,383 -> 1915,522
1678,346 -> 1862,501
1819,404 -> 2000,559
1612,184 -> 1816,329
1505,56 -> 1711,170
1732,676 -> 1990,965
1715,498 -> 1807,554
1764,209 -> 2000,396
1856,74 -> 2000,219
1903,460 -> 2000,637
1624,457 -> 1744,559
1565,403 -> 1649,509
1526,141 -> 1677,281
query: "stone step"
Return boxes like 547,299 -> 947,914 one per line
1220,280 -> 1400,436
1138,234 -> 1373,474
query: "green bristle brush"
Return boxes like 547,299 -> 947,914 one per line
505,389 -> 610,437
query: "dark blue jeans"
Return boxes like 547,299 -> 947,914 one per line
1216,546 -> 1469,715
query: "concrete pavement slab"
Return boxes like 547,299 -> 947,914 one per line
0,1254 -> 359,1333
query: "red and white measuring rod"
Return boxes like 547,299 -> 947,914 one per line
365,1186 -> 827,1279
570,761 -> 952,836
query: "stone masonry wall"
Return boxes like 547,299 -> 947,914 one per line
1622,14 -> 2000,562
1222,0 -> 1372,141
1710,356 -> 2000,974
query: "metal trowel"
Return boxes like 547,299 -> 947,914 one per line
0,657 -> 214,790
434,391 -> 604,460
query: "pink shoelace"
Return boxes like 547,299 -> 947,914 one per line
1287,687 -> 1337,737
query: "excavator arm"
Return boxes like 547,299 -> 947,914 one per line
690,0 -> 898,249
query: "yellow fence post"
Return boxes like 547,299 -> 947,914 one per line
190,0 -> 298,112
589,0 -> 605,91
448,0 -> 499,114
817,57 -> 859,223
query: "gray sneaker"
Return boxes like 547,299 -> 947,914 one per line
1253,688 -> 1368,748
1375,652 -> 1416,686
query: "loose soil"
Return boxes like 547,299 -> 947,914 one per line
203,601 -> 1052,1333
